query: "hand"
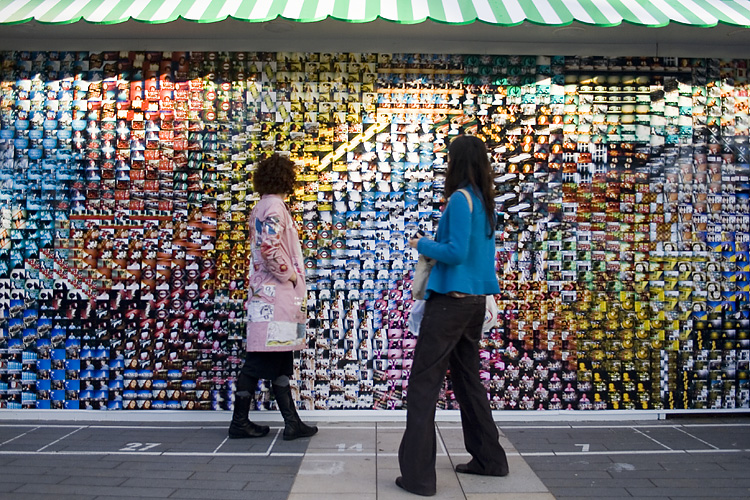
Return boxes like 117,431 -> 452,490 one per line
289,272 -> 297,286
408,234 -> 422,249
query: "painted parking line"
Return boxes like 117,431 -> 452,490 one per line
0,422 -> 746,459
6,422 -> 743,431
631,426 -> 673,450
669,424 -> 750,450
0,424 -> 82,428
0,425 -> 259,455
0,445 -> 744,458
503,423 -> 750,452
523,448 -> 750,456
0,426 -> 40,447
265,427 -> 282,455
499,423 -> 750,429
87,425 -> 224,430
37,426 -> 84,451
679,423 -> 750,427
0,449 -> 307,457
0,422 -> 305,457
0,424 -> 87,451
674,426 -> 720,449
212,436 -> 229,453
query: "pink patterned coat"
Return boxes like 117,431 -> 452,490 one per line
246,194 -> 307,352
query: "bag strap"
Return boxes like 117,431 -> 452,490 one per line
456,188 -> 473,213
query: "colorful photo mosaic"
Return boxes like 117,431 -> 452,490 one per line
0,51 -> 749,411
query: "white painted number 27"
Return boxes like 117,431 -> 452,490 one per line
120,442 -> 161,452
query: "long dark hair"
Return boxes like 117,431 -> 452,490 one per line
444,135 -> 496,237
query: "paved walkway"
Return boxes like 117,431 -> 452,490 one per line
0,415 -> 748,499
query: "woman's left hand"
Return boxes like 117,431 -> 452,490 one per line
408,234 -> 422,249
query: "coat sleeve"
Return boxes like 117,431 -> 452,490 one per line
417,192 -> 472,265
255,207 -> 295,283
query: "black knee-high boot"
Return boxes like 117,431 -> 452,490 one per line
228,376 -> 270,439
272,383 -> 318,441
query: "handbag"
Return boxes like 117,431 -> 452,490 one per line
411,255 -> 435,301
483,295 -> 499,332
406,299 -> 426,334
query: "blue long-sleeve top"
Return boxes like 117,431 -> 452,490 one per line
417,186 -> 500,298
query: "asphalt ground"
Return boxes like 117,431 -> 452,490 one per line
0,415 -> 747,499
502,417 -> 750,500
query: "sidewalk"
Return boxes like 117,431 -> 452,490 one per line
0,414 -> 748,499
289,422 -> 549,500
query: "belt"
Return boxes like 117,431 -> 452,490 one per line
446,291 -> 479,298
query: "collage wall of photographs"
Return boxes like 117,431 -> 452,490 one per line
0,50 -> 749,412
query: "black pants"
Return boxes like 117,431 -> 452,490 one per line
398,293 -> 508,495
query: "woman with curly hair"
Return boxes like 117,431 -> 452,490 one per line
228,153 -> 317,441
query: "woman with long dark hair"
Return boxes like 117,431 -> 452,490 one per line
396,135 -> 509,496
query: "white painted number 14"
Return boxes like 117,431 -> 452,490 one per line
120,442 -> 161,452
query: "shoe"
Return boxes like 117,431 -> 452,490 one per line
272,383 -> 318,440
228,419 -> 270,439
227,392 -> 270,439
395,476 -> 435,497
455,463 -> 509,477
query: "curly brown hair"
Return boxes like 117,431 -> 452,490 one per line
252,153 -> 297,195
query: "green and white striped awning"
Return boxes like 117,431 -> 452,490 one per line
1,0 -> 750,27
